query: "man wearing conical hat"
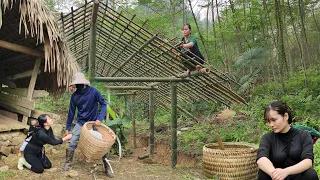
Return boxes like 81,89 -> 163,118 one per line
61,72 -> 114,177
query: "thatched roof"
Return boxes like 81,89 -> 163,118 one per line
61,1 -> 246,108
0,0 -> 79,90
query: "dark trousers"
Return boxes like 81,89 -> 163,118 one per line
181,52 -> 204,71
258,169 -> 319,180
24,151 -> 52,173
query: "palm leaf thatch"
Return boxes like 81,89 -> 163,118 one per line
1,0 -> 79,87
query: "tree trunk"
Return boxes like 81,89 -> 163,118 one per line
275,0 -> 287,90
215,0 -> 228,71
211,0 -> 217,51
287,0 -> 308,90
229,0 -> 243,54
298,0 -> 311,68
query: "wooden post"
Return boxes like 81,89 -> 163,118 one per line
171,82 -> 177,168
88,0 -> 99,82
149,90 -> 155,157
106,89 -> 110,121
131,95 -> 136,148
22,58 -> 42,124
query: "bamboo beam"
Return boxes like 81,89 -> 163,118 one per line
131,95 -> 137,148
96,77 -> 190,83
88,0 -> 99,81
0,93 -> 35,110
171,82 -> 177,168
109,34 -> 158,76
6,70 -> 41,81
0,40 -> 44,58
1,88 -> 49,98
105,86 -> 158,90
110,92 -> 137,96
149,90 -> 155,158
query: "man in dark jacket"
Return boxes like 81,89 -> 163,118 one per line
61,72 -> 113,177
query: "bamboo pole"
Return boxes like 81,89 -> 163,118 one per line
88,0 -> 99,82
96,77 -> 190,83
105,86 -> 158,90
106,89 -> 111,121
111,92 -> 137,96
149,90 -> 155,157
0,40 -> 44,58
171,82 -> 177,168
131,94 -> 136,148
109,34 -> 158,76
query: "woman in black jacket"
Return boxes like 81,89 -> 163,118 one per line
21,114 -> 72,173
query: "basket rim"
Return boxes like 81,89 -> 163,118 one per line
203,142 -> 259,151
82,121 -> 117,141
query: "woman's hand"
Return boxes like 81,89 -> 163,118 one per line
64,130 -> 70,136
62,134 -> 73,142
271,168 -> 289,180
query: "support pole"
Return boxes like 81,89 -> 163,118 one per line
0,40 -> 44,58
131,95 -> 136,148
149,90 -> 155,157
171,82 -> 178,168
95,77 -> 190,83
88,0 -> 99,82
106,89 -> 110,121
22,58 -> 42,124
105,86 -> 158,90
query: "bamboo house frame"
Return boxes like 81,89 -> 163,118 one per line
60,0 -> 246,108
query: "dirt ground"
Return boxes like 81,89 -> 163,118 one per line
0,143 -> 206,180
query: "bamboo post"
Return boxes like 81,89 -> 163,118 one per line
88,0 -> 99,82
149,90 -> 155,157
131,94 -> 136,148
106,89 -> 110,121
22,58 -> 42,124
171,82 -> 178,168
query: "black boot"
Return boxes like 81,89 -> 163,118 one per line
102,153 -> 114,178
61,149 -> 74,172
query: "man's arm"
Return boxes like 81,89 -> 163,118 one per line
96,90 -> 107,121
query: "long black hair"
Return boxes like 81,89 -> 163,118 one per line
264,101 -> 294,124
37,114 -> 49,128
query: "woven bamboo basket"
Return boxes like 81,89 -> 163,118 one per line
203,142 -> 259,180
78,122 -> 116,161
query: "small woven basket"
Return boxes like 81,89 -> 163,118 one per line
78,122 -> 116,161
203,142 -> 259,180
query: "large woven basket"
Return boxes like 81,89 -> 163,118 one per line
78,122 -> 116,161
203,142 -> 259,180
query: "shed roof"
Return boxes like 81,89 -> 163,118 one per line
0,0 -> 79,90
60,0 -> 246,107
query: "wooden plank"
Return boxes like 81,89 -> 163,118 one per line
0,99 -> 31,117
0,114 -> 28,132
23,58 -> 42,124
0,109 -> 18,120
30,109 -> 61,121
0,93 -> 35,110
1,88 -> 49,98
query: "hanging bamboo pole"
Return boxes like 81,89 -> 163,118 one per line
131,94 -> 136,148
105,86 -> 158,90
149,90 -> 155,157
106,89 -> 111,121
0,40 -> 44,58
171,82 -> 178,168
88,0 -> 99,81
96,77 -> 190,83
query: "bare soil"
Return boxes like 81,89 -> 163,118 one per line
1,142 -> 206,180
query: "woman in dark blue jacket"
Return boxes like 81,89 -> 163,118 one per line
22,114 -> 72,173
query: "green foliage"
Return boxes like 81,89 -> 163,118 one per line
314,141 -> 320,174
35,93 -> 71,114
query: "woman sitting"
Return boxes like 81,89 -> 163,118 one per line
256,101 -> 318,180
19,114 -> 72,173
